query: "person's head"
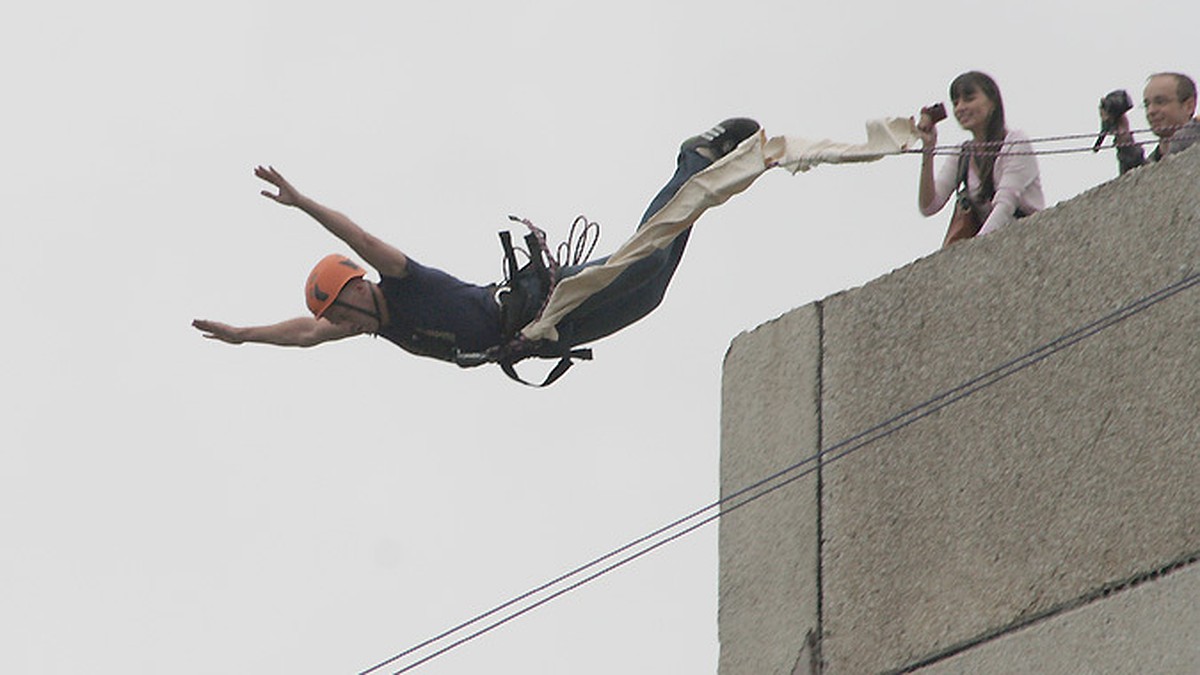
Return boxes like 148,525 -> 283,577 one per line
305,254 -> 381,331
950,71 -> 1006,142
1143,72 -> 1197,138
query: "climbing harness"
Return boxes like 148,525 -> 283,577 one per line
455,216 -> 601,387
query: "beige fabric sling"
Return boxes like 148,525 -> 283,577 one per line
520,118 -> 919,342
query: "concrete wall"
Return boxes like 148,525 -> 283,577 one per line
719,147 -> 1200,675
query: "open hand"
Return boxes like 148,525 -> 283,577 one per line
192,319 -> 244,344
255,165 -> 302,206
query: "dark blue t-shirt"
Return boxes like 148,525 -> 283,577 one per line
376,259 -> 502,362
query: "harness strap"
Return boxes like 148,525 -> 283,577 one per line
499,230 -> 520,279
499,347 -> 594,388
453,220 -> 594,386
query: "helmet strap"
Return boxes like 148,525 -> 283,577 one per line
331,285 -> 384,333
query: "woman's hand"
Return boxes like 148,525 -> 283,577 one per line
916,110 -> 939,150
1099,108 -> 1133,145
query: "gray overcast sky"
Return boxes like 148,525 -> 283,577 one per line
3,1 -> 1195,673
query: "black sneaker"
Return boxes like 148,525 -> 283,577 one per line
681,118 -> 760,160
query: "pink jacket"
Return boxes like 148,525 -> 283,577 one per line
922,129 -> 1045,235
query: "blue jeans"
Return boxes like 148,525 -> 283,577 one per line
552,148 -> 713,347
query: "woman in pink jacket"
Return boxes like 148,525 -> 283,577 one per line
916,71 -> 1045,246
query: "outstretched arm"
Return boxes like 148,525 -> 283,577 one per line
192,316 -> 362,347
256,165 -> 410,278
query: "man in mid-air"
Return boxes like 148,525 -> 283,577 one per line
193,119 -> 760,382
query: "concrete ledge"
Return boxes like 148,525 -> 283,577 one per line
720,147 -> 1200,674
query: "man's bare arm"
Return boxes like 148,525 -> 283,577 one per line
255,165 -> 409,278
192,316 -> 362,347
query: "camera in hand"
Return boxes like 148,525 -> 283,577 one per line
1094,89 -> 1134,151
1100,89 -> 1133,123
922,102 -> 947,123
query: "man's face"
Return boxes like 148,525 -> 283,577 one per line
322,279 -> 379,332
1143,75 -> 1197,139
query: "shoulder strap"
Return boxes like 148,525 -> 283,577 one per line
955,142 -> 971,196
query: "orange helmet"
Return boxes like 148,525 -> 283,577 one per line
305,254 -> 366,317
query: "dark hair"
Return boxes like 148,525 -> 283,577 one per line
949,71 -> 1006,202
1149,71 -> 1197,104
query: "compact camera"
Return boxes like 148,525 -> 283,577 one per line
1100,89 -> 1134,124
1094,89 -> 1134,151
922,102 -> 947,123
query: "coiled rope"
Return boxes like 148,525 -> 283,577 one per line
500,215 -> 601,280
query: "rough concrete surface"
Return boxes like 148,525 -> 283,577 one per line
720,306 -> 823,675
915,560 -> 1200,675
720,147 -> 1200,675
